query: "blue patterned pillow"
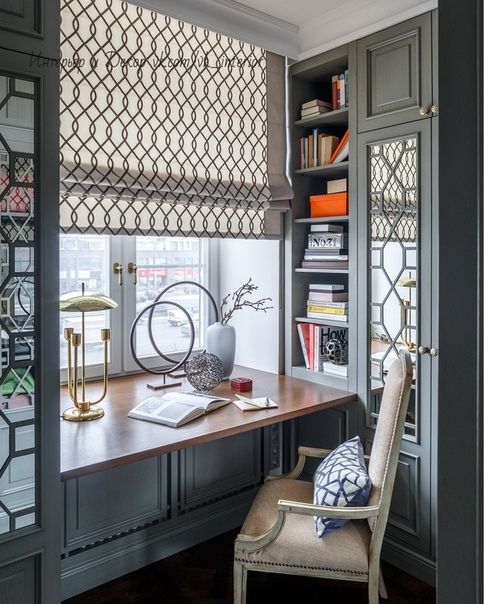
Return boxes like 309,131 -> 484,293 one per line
313,436 -> 371,537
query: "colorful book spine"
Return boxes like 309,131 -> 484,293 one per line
307,305 -> 347,315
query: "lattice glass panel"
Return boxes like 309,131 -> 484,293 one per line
368,136 -> 417,439
0,74 -> 36,534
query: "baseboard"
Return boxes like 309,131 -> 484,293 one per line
382,538 -> 436,587
61,493 -> 254,600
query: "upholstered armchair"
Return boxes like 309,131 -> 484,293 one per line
234,350 -> 413,604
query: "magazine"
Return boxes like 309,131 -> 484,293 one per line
127,391 -> 231,428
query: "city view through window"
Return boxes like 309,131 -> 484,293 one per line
59,235 -> 204,371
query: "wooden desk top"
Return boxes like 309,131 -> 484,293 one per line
60,367 -> 356,481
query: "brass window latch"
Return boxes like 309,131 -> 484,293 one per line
113,262 -> 123,286
128,262 -> 138,285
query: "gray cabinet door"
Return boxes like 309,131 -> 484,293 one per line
64,457 -> 168,551
179,431 -> 261,512
0,0 -> 59,59
357,119 -> 435,558
0,48 -> 60,604
357,13 -> 433,131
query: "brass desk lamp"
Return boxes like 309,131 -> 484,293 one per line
61,283 -> 118,421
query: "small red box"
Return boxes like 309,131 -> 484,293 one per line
230,377 -> 253,392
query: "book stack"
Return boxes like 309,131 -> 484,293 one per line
300,129 -> 339,169
331,70 -> 349,110
306,283 -> 348,321
296,320 -> 348,376
301,224 -> 348,270
300,99 -> 333,121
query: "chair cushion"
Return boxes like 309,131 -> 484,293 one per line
313,436 -> 371,536
238,478 -> 371,577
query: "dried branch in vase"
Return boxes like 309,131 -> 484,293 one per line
220,278 -> 273,325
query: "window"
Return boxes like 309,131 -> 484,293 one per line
59,235 -> 214,380
59,235 -> 110,368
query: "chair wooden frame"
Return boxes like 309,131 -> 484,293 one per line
234,351 -> 413,604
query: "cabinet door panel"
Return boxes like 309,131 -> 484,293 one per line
357,14 -> 432,131
180,431 -> 261,511
64,457 -> 167,550
0,557 -> 36,604
0,0 -> 60,59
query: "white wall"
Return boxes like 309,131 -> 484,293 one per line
218,239 -> 281,374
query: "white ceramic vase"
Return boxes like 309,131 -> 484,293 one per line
205,322 -> 236,379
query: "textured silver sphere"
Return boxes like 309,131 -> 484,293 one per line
324,338 -> 348,366
185,351 -> 224,392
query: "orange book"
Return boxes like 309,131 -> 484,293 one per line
329,130 -> 349,164
309,192 -> 348,217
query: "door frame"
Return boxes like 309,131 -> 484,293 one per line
438,1 -> 483,603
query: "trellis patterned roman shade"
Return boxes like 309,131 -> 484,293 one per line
59,0 -> 291,238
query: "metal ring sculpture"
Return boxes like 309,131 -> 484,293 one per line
146,281 -> 219,365
129,300 -> 195,375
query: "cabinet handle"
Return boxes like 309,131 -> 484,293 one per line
418,345 -> 430,355
431,104 -> 439,115
419,105 -> 432,117
113,262 -> 123,286
430,347 -> 439,357
128,262 -> 138,285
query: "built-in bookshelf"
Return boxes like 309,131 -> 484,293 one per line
285,44 -> 356,391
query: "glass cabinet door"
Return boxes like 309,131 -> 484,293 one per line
367,135 -> 419,439
358,119 -> 433,554
0,74 -> 36,534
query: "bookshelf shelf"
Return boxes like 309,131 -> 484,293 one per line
294,107 -> 348,128
294,216 -> 348,224
295,268 -> 349,274
291,365 -> 349,389
295,316 -> 349,328
295,161 -> 349,178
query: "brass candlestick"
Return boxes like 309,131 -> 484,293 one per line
61,283 -> 118,422
398,276 -> 416,352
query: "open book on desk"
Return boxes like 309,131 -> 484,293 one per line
128,391 -> 231,428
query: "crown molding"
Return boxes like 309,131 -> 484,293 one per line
206,0 -> 298,34
128,0 -> 299,57
298,0 -> 438,59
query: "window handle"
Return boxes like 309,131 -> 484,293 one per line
128,262 -> 138,285
113,262 -> 123,286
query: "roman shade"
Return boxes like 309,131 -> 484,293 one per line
59,0 -> 292,238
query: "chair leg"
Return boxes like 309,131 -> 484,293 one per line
234,560 -> 247,604
379,567 -> 388,599
368,569 -> 380,604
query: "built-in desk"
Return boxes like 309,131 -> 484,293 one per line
60,366 -> 356,480
60,367 -> 356,599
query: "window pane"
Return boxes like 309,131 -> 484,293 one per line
135,237 -> 203,357
59,235 -> 110,367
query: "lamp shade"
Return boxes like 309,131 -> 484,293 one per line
60,291 -> 118,313
397,278 -> 416,288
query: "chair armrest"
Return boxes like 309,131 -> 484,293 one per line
235,498 -> 380,555
266,446 -> 333,482
298,446 -> 333,458
265,446 -> 370,482
278,499 -> 380,520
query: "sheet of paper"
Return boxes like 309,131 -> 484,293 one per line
232,397 -> 278,412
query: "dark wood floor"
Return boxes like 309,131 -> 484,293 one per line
64,529 -> 436,604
